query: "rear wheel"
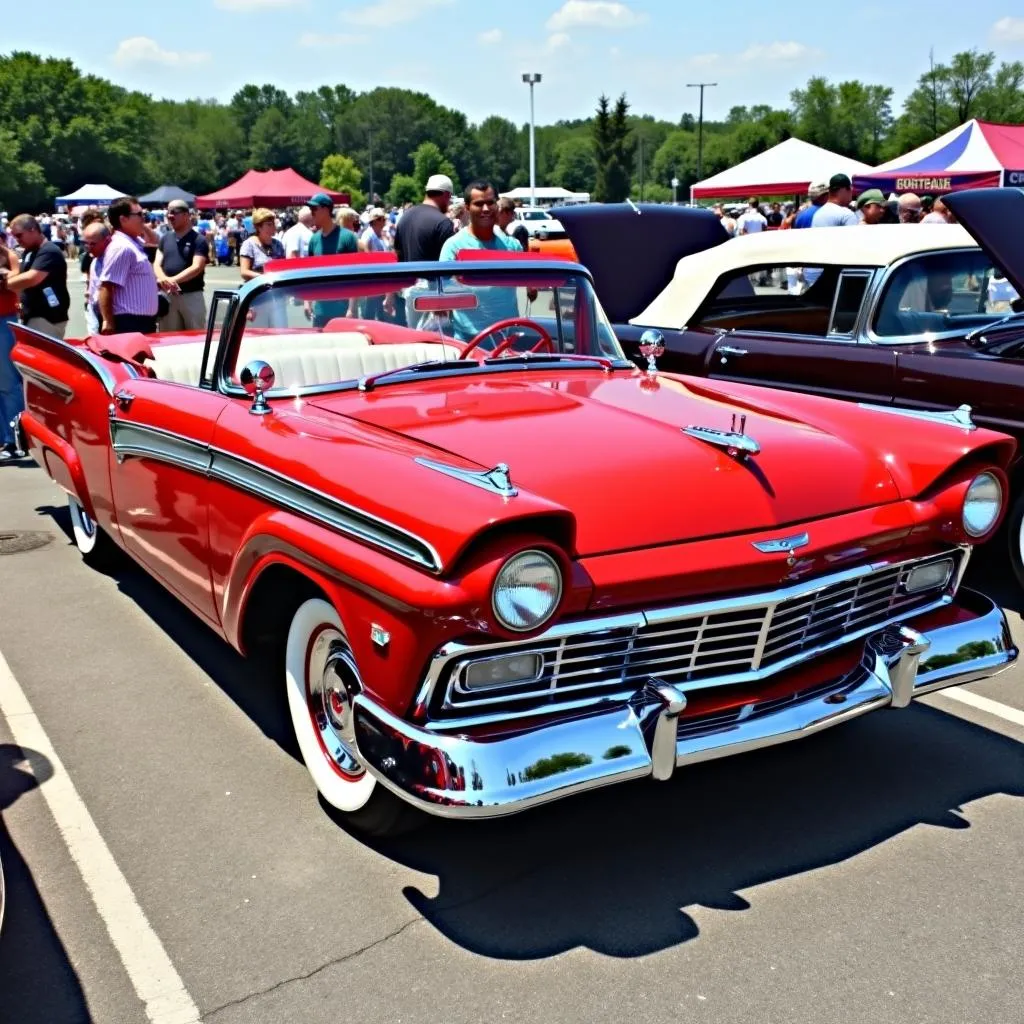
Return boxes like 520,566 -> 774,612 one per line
284,598 -> 419,837
67,495 -> 119,568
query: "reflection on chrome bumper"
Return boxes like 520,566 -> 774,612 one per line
352,590 -> 1016,819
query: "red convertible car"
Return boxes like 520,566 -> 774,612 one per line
10,253 -> 1019,835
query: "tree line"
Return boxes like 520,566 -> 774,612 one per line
1,48 -> 1021,213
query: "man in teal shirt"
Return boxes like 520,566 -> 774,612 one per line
306,192 -> 359,326
439,180 -> 523,341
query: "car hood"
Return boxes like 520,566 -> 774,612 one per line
310,371 -> 903,557
556,204 -> 728,323
943,187 -> 1024,297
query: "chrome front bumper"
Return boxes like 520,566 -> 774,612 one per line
352,590 -> 1017,819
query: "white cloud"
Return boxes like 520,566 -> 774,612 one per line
112,37 -> 210,67
685,40 -> 820,71
215,0 -> 304,10
992,16 -> 1024,43
478,28 -> 503,45
546,1 -> 646,31
342,0 -> 453,27
546,32 -> 572,52
298,32 -> 367,47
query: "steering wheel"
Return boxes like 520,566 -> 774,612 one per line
459,318 -> 554,359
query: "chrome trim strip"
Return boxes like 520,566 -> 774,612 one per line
107,419 -> 441,572
857,402 -> 976,431
419,549 -> 964,730
415,457 -> 519,498
17,365 -> 75,401
15,324 -> 119,395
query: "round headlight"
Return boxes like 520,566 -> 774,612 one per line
963,472 -> 1002,537
492,550 -> 563,632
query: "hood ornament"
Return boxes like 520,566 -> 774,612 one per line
752,531 -> 810,567
415,457 -> 518,498
638,330 -> 665,374
683,413 -> 760,461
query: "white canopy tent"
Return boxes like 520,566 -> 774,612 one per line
691,138 -> 872,200
499,186 -> 590,205
54,183 -> 127,206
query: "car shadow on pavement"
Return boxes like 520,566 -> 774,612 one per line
369,705 -> 1024,960
0,743 -> 91,1021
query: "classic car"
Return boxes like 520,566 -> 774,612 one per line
10,251 -> 1019,836
514,206 -> 566,241
560,188 -> 1024,585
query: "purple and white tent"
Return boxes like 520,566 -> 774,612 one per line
854,120 -> 1024,194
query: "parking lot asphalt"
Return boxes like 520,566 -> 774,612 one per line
2,272 -> 1024,1022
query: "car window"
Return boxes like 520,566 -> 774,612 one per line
873,250 -> 1002,339
829,272 -> 871,336
696,265 -> 835,337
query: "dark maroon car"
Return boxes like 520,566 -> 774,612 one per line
560,188 -> 1024,585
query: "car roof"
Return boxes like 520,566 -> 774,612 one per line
633,223 -> 977,329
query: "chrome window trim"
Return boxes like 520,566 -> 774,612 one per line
416,547 -> 969,730
827,269 -> 875,340
860,245 -> 997,346
108,419 -> 442,572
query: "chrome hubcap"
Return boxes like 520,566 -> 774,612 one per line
307,627 -> 364,778
76,502 -> 96,538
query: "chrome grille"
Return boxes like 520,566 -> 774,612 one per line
430,550 -> 961,726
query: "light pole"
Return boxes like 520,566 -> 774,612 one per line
522,73 -> 542,207
367,127 -> 374,206
686,82 -> 717,184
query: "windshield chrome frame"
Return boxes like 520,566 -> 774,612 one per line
211,259 -> 620,399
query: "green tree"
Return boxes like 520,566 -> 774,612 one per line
550,137 -> 596,192
411,141 -> 459,194
320,154 -> 365,208
475,115 -> 524,190
386,172 -> 420,206
592,94 -> 633,203
652,130 -> 696,191
249,107 -> 296,170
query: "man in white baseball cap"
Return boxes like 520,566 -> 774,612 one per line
394,174 -> 455,263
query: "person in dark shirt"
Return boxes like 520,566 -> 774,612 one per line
766,202 -> 784,228
2,214 -> 71,339
394,175 -> 456,263
497,198 -> 530,249
155,200 -> 209,331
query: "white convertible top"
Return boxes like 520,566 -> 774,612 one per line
632,223 -> 977,329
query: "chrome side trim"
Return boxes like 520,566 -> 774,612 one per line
107,419 -> 441,572
14,324 -> 120,395
16,365 -> 75,401
415,457 -> 518,498
857,402 -> 976,431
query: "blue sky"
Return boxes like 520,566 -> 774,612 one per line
9,0 -> 1024,125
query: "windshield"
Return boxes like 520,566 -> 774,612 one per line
520,210 -> 550,220
225,268 -> 625,393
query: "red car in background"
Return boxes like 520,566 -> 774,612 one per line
10,252 -> 1018,836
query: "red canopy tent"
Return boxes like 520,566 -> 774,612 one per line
195,168 -> 348,209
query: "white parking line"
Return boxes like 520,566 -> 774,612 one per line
0,648 -> 201,1024
935,687 -> 1024,729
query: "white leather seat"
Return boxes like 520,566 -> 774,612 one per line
148,335 -> 460,389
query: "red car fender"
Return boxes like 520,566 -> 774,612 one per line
18,410 -> 96,518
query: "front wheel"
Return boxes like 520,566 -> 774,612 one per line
284,598 -> 419,837
67,495 -> 120,568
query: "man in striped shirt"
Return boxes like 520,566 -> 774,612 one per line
98,196 -> 159,335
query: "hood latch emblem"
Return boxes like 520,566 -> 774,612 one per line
683,413 -> 760,461
752,531 -> 810,566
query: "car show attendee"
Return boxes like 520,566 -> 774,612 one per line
1,214 -> 71,339
96,197 -> 160,335
811,174 -> 858,227
306,194 -> 359,326
155,200 -> 209,332
898,193 -> 923,223
283,206 -> 314,259
0,233 -> 23,461
856,189 -> 888,225
81,222 -> 112,335
793,182 -> 828,228
736,197 -> 767,235
497,197 -> 529,249
359,208 -> 389,253
239,208 -> 285,281
394,174 -> 456,262
766,202 -> 783,228
78,208 -> 107,334
334,206 -> 362,235
921,198 -> 953,224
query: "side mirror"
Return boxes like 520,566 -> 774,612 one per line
240,360 -> 276,416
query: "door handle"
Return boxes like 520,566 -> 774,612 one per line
717,345 -> 748,365
113,388 -> 136,409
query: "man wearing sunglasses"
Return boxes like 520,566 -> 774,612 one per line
97,196 -> 159,335
0,214 -> 71,339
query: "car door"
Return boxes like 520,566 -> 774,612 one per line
108,378 -> 230,626
704,268 -> 897,403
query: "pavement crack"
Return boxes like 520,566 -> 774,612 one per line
202,914 -> 423,1020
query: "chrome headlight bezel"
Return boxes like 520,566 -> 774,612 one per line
491,549 -> 563,633
962,471 -> 1003,538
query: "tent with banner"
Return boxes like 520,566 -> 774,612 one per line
138,184 -> 196,207
690,138 -> 871,200
854,120 -> 1024,194
196,169 -> 347,209
55,183 -> 126,207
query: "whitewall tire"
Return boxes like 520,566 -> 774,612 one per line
67,495 -> 118,567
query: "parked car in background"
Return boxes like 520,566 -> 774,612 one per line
560,188 -> 1024,586
10,250 -> 1018,838
514,206 -> 566,240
